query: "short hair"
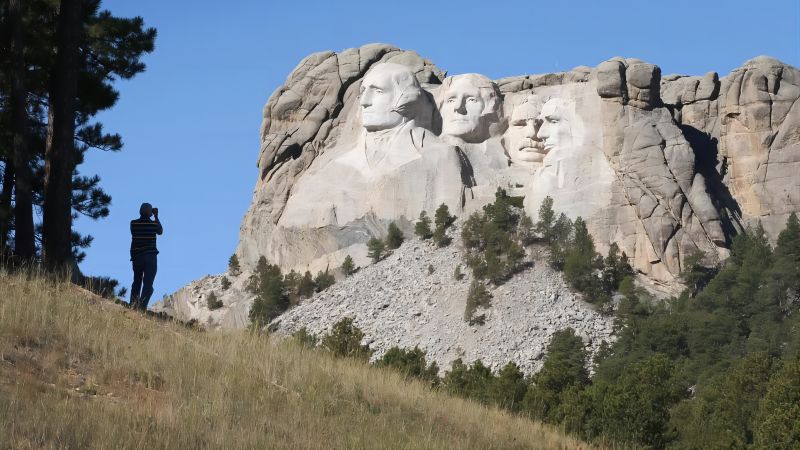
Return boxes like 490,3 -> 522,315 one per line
438,73 -> 503,121
139,202 -> 153,217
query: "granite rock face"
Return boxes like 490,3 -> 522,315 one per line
162,46 -> 799,360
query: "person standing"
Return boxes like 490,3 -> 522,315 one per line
130,202 -> 163,310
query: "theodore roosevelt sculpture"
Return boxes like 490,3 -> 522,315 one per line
505,94 -> 547,170
278,63 -> 465,231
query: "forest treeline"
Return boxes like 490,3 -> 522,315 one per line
0,0 -> 155,274
284,202 -> 800,449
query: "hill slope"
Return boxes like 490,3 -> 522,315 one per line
0,272 -> 589,449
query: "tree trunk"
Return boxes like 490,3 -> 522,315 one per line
0,161 -> 14,251
43,0 -> 82,271
9,0 -> 36,260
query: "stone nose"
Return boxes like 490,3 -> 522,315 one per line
359,90 -> 372,107
523,120 -> 537,139
453,96 -> 467,115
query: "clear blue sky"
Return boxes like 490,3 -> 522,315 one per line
76,0 -> 800,302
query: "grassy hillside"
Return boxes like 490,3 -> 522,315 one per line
0,272 -> 589,449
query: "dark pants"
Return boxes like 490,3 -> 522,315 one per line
131,252 -> 157,310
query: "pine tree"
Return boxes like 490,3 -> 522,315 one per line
535,196 -> 556,243
434,203 -> 455,230
415,210 -> 433,239
464,279 -> 492,322
367,237 -> 385,263
320,317 -> 373,361
228,254 -> 241,275
314,269 -> 335,292
206,291 -> 223,310
297,271 -> 315,298
386,222 -> 404,249
247,257 -> 287,328
341,255 -> 355,276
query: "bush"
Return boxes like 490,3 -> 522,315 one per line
464,280 -> 491,322
415,211 -> 433,240
206,291 -> 223,310
453,265 -> 464,281
321,318 -> 373,361
297,271 -> 315,298
386,222 -> 404,249
221,277 -> 231,290
341,255 -> 355,276
376,346 -> 440,386
367,237 -> 385,263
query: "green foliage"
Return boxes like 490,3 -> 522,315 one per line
291,327 -> 318,349
386,222 -> 404,249
671,352 -> 780,448
461,190 -> 527,285
546,213 -> 573,270
314,269 -> 335,293
376,346 -> 440,386
297,271 -> 315,299
220,277 -> 231,291
754,356 -> 800,448
367,237 -> 385,263
206,291 -> 223,310
535,196 -> 556,243
433,203 -> 456,247
680,250 -> 718,296
320,318 -> 373,361
228,254 -> 241,276
464,280 -> 491,323
522,329 -> 589,421
341,255 -> 355,276
490,362 -> 527,411
414,211 -> 433,240
434,203 -> 455,230
247,257 -> 288,328
427,264 -> 435,275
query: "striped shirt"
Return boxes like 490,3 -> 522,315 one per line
130,216 -> 163,259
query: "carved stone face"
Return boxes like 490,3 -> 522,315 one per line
359,64 -> 419,132
507,97 -> 546,164
440,74 -> 501,144
537,99 -> 574,154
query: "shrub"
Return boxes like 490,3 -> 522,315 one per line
221,277 -> 231,290
207,291 -> 223,310
386,222 -> 404,249
453,264 -> 464,281
427,264 -> 435,275
464,280 -> 492,322
376,346 -> 440,386
321,317 -> 373,361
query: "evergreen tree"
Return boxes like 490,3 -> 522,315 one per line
547,213 -> 573,270
367,237 -> 385,263
228,254 -> 241,275
754,356 -> 800,448
297,270 -> 315,298
414,210 -> 433,240
434,203 -> 455,230
314,269 -> 335,292
490,362 -> 527,411
247,257 -> 288,328
535,196 -> 556,243
563,217 -> 605,303
220,277 -> 231,290
341,254 -> 355,276
386,221 -> 404,249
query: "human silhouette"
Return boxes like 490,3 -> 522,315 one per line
130,202 -> 163,310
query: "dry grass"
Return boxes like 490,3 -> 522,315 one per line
0,271 -> 591,449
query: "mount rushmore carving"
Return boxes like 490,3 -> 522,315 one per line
236,44 -> 800,287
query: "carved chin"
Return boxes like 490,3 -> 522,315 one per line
362,113 -> 403,131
